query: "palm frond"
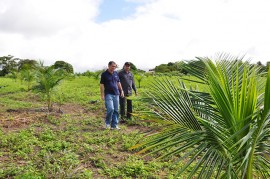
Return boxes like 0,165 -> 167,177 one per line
132,54 -> 270,178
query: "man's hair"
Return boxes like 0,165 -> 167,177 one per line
108,61 -> 116,66
124,62 -> 131,66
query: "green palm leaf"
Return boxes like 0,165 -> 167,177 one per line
34,66 -> 66,111
132,53 -> 270,178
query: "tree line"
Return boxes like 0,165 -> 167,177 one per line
154,59 -> 270,74
0,55 -> 74,76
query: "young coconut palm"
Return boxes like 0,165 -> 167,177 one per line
135,73 -> 145,88
132,54 -> 270,178
21,69 -> 36,91
34,66 -> 66,112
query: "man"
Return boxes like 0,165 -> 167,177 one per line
100,61 -> 124,129
118,62 -> 137,121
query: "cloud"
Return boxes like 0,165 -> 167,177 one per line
0,0 -> 100,37
0,0 -> 270,72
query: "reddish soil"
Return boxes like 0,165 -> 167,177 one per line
0,103 -> 99,131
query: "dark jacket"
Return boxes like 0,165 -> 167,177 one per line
118,69 -> 137,96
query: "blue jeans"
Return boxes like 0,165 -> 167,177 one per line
105,94 -> 119,128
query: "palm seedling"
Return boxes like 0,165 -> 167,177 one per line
8,70 -> 21,82
132,54 -> 270,178
135,73 -> 145,88
34,66 -> 66,112
21,69 -> 36,91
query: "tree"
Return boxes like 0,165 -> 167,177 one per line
82,70 -> 104,81
34,66 -> 66,112
81,70 -> 95,77
134,73 -> 144,88
18,59 -> 38,71
129,62 -> 137,71
133,54 -> 270,178
154,61 -> 186,74
93,70 -> 103,81
53,60 -> 74,74
0,55 -> 19,76
154,64 -> 170,73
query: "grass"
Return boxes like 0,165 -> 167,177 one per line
0,75 -> 200,178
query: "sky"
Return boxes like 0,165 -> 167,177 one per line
0,0 -> 270,72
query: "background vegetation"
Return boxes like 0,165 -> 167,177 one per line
0,54 -> 270,178
0,74 -> 198,178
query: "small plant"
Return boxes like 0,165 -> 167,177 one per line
134,73 -> 145,88
55,91 -> 65,113
34,66 -> 66,112
115,156 -> 152,178
21,69 -> 36,91
7,70 -> 21,82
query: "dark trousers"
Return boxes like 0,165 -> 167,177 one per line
120,96 -> 132,119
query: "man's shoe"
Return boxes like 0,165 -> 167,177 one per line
105,124 -> 111,129
111,126 -> 121,130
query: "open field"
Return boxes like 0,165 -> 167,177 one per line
0,75 -> 198,178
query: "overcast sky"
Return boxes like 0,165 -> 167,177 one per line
0,0 -> 270,72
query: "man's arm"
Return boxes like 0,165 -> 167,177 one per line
117,82 -> 124,98
100,84 -> 105,100
132,75 -> 137,95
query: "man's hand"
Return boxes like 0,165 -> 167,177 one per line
100,84 -> 105,100
120,90 -> 124,98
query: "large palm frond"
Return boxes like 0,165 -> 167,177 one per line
132,54 -> 270,178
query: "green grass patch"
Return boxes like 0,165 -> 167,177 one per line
0,75 -> 202,178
